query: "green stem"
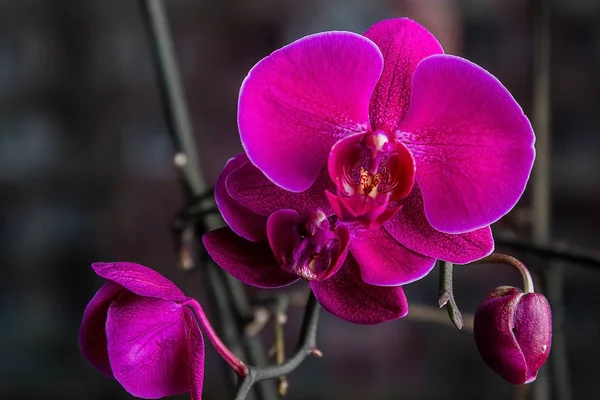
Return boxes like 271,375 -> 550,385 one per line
471,253 -> 535,294
438,261 -> 464,330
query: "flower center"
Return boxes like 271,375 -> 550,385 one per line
358,166 -> 381,196
326,131 -> 416,228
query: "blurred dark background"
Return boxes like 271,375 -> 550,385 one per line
0,0 -> 599,399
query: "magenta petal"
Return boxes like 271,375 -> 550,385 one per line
239,31 -> 383,192
322,224 -> 351,280
513,293 -> 552,383
106,292 -> 191,398
474,288 -> 527,384
349,226 -> 436,286
183,308 -> 205,400
203,227 -> 298,288
227,161 -> 334,217
310,256 -> 408,324
387,139 -> 416,201
92,262 -> 186,302
215,154 -> 267,241
79,282 -> 123,378
267,209 -> 301,266
325,190 -> 350,221
325,190 -> 401,229
364,18 -> 443,131
399,55 -> 535,233
327,132 -> 364,194
385,186 -> 494,263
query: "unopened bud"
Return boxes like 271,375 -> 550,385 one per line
474,286 -> 552,385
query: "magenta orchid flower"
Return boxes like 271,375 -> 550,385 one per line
238,18 -> 534,238
203,18 -> 530,310
203,153 -> 411,324
79,262 -> 205,399
205,18 -> 535,324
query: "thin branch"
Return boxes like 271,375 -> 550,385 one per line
138,2 -> 275,399
438,261 -> 464,330
202,257 -> 247,397
530,0 -> 569,397
138,0 -> 204,195
235,293 -> 322,400
531,0 -> 551,246
496,236 -> 600,270
219,268 -> 279,400
273,297 -> 289,396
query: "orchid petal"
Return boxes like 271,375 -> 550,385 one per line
388,139 -> 416,201
79,282 -> 123,378
106,292 -> 191,398
385,185 -> 494,263
325,190 -> 351,222
513,293 -> 553,383
349,226 -> 436,286
227,161 -> 334,217
203,227 -> 298,288
398,55 -> 535,233
183,308 -> 205,400
266,209 -> 302,266
239,31 -> 383,192
474,288 -> 526,384
327,132 -> 365,195
323,224 -> 351,280
326,191 -> 401,229
215,154 -> 267,242
92,262 -> 186,302
310,256 -> 408,324
364,18 -> 443,131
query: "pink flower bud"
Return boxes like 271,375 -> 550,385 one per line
474,286 -> 552,385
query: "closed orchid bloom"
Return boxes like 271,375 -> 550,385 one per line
237,18 -> 534,260
79,262 -> 205,399
203,153 -> 410,324
474,286 -> 552,385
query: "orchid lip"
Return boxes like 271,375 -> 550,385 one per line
267,209 -> 350,282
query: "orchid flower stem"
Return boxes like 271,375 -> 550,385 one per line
273,297 -> 289,396
235,293 -> 321,400
438,261 -> 464,330
185,298 -> 249,377
471,253 -> 535,294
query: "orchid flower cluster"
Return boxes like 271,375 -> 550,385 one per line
79,18 -> 552,399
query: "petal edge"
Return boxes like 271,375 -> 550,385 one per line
385,185 -> 494,263
310,256 -> 409,324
